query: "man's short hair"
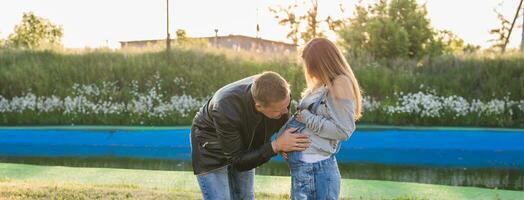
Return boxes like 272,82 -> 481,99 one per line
251,71 -> 290,107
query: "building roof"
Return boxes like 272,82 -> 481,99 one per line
119,34 -> 296,47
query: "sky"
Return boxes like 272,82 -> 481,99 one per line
0,0 -> 522,49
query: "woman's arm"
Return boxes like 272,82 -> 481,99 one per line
296,76 -> 356,140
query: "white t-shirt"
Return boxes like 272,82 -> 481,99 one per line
300,153 -> 331,163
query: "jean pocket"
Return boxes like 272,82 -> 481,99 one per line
290,165 -> 314,198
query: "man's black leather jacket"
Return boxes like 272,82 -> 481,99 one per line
191,76 -> 289,175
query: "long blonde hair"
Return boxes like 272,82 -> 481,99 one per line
301,38 -> 363,120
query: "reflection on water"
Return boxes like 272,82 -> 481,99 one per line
1,156 -> 522,190
1,127 -> 524,190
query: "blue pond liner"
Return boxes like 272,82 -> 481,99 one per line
1,127 -> 523,169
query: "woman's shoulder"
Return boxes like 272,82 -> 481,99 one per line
330,75 -> 355,100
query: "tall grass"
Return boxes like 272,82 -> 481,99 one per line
348,53 -> 524,101
2,48 -> 522,101
0,47 -> 523,127
0,47 -> 303,100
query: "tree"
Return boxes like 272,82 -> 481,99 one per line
0,32 -> 4,48
336,4 -> 369,57
337,0 -> 449,59
437,30 -> 465,53
425,30 -> 467,56
488,8 -> 511,52
270,0 -> 344,45
462,44 -> 481,54
365,17 -> 410,59
7,12 -> 63,48
299,0 -> 325,43
388,0 -> 433,57
174,28 -> 207,47
269,3 -> 301,45
176,29 -> 188,45
176,29 -> 187,40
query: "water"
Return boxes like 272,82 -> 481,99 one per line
1,127 -> 523,190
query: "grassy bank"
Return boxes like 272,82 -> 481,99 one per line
0,48 -> 523,127
0,163 -> 523,200
1,48 -> 523,100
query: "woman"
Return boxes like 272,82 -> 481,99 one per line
278,38 -> 362,199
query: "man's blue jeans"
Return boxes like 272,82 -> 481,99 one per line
196,166 -> 255,200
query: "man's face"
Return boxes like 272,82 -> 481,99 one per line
255,95 -> 290,119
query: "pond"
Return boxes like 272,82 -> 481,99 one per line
1,126 -> 523,190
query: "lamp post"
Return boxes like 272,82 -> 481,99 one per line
166,0 -> 171,52
214,29 -> 218,48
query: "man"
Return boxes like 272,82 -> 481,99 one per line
191,71 -> 311,200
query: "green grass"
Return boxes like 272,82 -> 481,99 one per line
0,181 -> 197,200
1,48 -> 523,101
0,48 -> 523,127
0,163 -> 522,200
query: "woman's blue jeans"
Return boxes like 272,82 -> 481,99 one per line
277,117 -> 307,163
276,117 -> 341,200
289,156 -> 341,200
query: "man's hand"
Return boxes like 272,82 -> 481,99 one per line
271,127 -> 311,153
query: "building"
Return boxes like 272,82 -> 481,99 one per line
119,34 -> 297,54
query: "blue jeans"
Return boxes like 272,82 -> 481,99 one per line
289,156 -> 341,200
276,117 -> 307,163
196,166 -> 255,200
277,118 -> 341,199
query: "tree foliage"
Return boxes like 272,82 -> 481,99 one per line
269,0 -> 343,45
337,0 -> 466,59
338,0 -> 428,59
7,12 -> 63,49
488,7 -> 511,52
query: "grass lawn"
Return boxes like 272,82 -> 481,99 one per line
0,163 -> 522,200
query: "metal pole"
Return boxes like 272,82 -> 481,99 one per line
165,0 -> 171,65
166,0 -> 171,52
214,29 -> 218,48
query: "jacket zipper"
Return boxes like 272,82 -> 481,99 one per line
201,141 -> 219,148
263,120 -> 268,142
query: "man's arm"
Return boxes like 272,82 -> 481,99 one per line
212,101 -> 276,171
213,101 -> 310,171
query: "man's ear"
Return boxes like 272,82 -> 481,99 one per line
254,101 -> 263,111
